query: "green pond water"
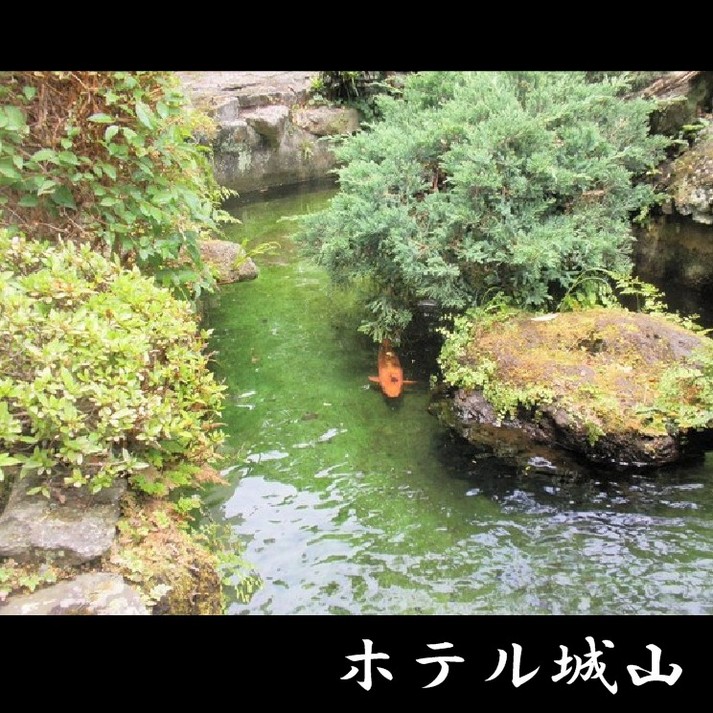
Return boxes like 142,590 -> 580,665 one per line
201,184 -> 713,615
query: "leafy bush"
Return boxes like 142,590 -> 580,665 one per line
0,230 -> 226,495
296,71 -> 670,342
0,71 -> 234,297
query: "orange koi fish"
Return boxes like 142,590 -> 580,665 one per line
368,339 -> 417,398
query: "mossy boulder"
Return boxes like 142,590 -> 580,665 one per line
291,106 -> 361,137
642,71 -> 713,136
439,308 -> 713,469
199,238 -> 258,284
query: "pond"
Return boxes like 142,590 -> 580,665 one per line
201,183 -> 713,615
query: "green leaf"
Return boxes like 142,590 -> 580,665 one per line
107,143 -> 129,159
102,164 -> 117,181
51,185 -> 77,209
30,148 -> 59,163
3,106 -> 26,130
27,486 -> 50,498
37,179 -> 59,195
0,453 -> 22,467
152,189 -> 174,205
0,159 -> 21,180
135,101 -> 155,130
22,86 -> 37,101
58,151 -> 80,166
88,113 -> 114,124
17,195 -> 39,208
104,125 -> 120,143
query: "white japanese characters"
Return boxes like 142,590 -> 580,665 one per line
341,637 -> 683,693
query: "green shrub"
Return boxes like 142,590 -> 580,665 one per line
296,71 -> 670,342
0,230 -> 226,495
0,71 -> 234,298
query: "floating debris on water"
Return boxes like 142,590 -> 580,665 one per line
292,427 -> 348,449
315,462 -> 349,478
316,428 -> 347,443
245,450 -> 290,463
527,456 -> 558,473
220,464 -> 250,478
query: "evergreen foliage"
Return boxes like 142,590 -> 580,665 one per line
296,71 -> 670,342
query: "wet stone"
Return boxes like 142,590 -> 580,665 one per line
0,474 -> 125,566
199,239 -> 258,283
0,573 -> 149,615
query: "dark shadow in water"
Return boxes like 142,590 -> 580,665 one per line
381,394 -> 405,410
222,177 -> 339,211
431,424 -> 713,517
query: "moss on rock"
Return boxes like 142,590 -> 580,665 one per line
105,493 -> 223,615
440,307 -> 713,467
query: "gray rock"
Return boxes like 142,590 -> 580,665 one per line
292,106 -> 361,137
0,474 -> 125,566
212,98 -> 242,124
177,71 -> 362,195
177,71 -> 315,111
634,215 -> 713,307
0,573 -> 149,615
670,126 -> 713,225
633,71 -> 712,136
211,126 -> 338,195
200,239 -> 258,283
243,105 -> 290,147
215,119 -> 262,153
